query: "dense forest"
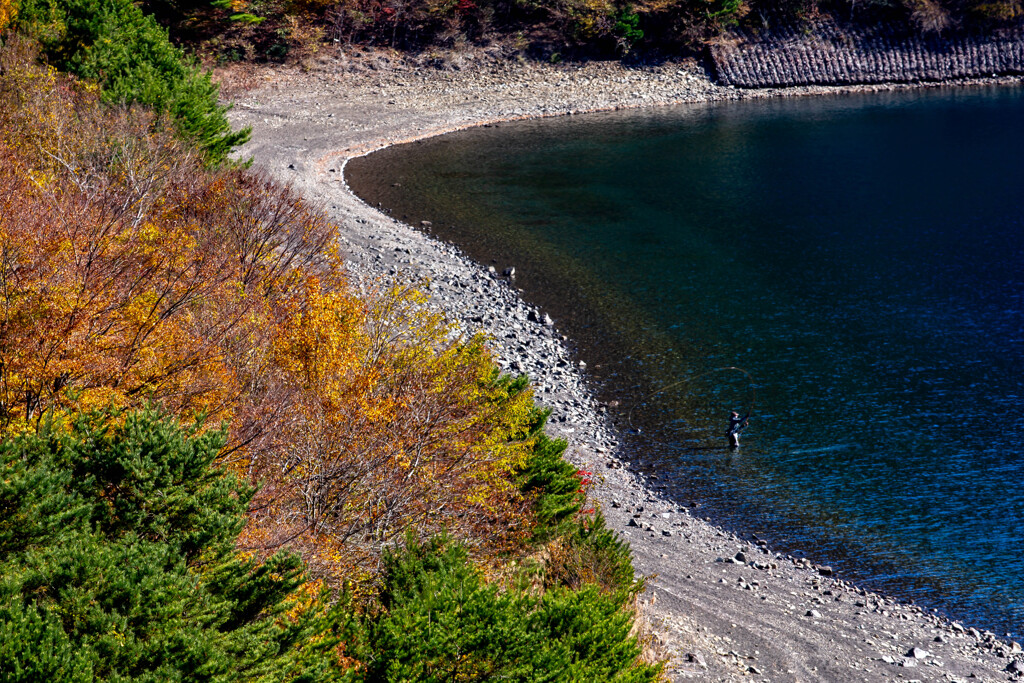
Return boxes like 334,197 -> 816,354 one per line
0,5 -> 663,675
30,0 -> 1024,65
5,0 -> 1022,66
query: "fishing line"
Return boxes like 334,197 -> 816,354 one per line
626,366 -> 758,437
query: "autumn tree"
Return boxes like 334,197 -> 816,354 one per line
0,37 -> 661,680
0,0 -> 15,29
0,41 -> 540,583
241,280 -> 536,578
0,38 -> 332,435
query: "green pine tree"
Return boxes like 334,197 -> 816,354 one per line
16,0 -> 249,163
361,534 -> 661,682
518,409 -> 586,542
0,409 -> 352,683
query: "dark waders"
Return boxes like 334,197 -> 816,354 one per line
727,412 -> 750,448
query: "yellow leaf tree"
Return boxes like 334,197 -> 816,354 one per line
243,279 -> 536,580
0,0 -> 15,29
1,39 -> 540,588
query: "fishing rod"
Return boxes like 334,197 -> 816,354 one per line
626,366 -> 758,436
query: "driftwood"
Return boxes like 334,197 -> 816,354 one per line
708,18 -> 1024,88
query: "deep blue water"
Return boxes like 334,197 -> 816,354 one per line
346,85 -> 1024,636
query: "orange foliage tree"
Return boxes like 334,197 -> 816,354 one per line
0,38 -> 332,433
0,37 -> 538,582
0,0 -> 14,28
245,280 -> 536,578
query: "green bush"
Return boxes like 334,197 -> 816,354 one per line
519,409 -> 586,542
360,534 -> 660,683
613,9 -> 643,51
546,510 -> 639,595
517,408 -> 639,596
15,0 -> 248,163
0,409 -> 348,683
0,405 -> 657,681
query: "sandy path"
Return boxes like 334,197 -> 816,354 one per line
225,52 -> 1023,682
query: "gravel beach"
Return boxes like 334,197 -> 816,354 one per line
224,50 -> 1023,681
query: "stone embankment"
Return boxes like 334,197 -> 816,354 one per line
711,18 -> 1024,87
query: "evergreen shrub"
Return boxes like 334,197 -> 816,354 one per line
518,409 -> 586,542
546,510 -> 639,595
14,0 -> 248,163
517,408 -> 640,597
0,409 -> 348,683
359,534 -> 661,682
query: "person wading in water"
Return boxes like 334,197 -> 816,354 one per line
727,410 -> 750,448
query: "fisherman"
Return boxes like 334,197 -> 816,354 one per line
727,410 -> 750,448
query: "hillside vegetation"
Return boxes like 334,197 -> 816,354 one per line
4,0 -> 1023,72
75,0 -> 1024,64
0,28 -> 661,679
7,0 -> 246,162
5,0 -> 1021,76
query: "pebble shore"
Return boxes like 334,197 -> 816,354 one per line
224,50 -> 1023,681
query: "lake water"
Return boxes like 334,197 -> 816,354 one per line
346,85 -> 1024,636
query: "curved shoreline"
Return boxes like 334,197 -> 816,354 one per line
225,53 -> 1023,680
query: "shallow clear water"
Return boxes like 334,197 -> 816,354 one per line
347,85 -> 1024,635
